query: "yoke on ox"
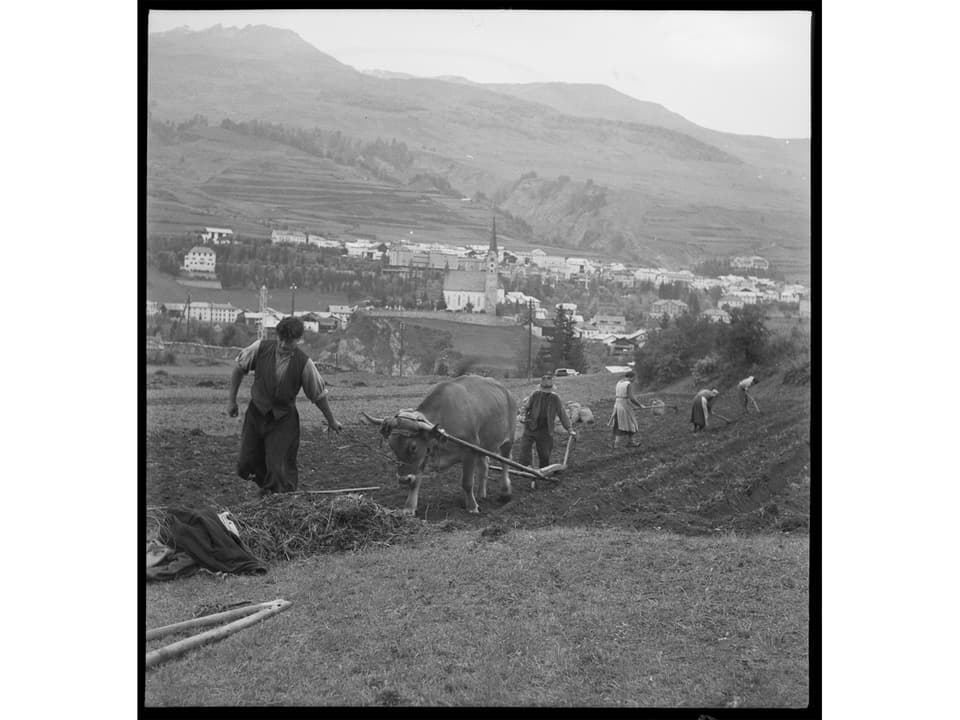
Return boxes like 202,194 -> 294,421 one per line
361,374 -> 518,515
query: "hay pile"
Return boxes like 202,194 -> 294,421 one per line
227,493 -> 428,562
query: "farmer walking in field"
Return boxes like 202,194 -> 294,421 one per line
737,375 -> 761,413
608,370 -> 644,449
517,374 -> 575,469
691,388 -> 720,432
227,316 -> 342,497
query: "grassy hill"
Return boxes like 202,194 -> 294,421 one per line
147,25 -> 811,278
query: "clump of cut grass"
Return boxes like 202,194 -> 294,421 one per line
228,493 -> 429,562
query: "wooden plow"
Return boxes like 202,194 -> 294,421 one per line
488,433 -> 576,489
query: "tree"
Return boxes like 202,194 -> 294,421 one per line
550,307 -> 587,373
719,304 -> 770,367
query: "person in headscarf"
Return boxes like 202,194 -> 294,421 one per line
517,374 -> 575,469
608,370 -> 644,448
691,388 -> 720,432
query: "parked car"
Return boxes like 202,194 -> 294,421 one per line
554,368 -> 581,377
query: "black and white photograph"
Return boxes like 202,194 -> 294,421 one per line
142,6 -> 816,710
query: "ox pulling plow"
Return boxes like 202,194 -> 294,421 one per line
359,411 -> 572,485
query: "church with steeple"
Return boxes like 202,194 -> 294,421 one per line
441,218 -> 504,313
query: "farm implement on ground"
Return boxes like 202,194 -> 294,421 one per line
638,398 -> 679,415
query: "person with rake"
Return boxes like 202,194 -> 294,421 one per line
737,375 -> 761,414
608,370 -> 644,449
227,316 -> 342,497
690,388 -> 721,432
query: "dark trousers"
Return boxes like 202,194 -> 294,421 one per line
517,431 -> 554,469
237,402 -> 301,494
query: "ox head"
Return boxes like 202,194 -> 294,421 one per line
360,409 -> 444,485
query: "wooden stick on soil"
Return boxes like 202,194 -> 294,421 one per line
145,599 -> 292,670
288,487 -> 381,495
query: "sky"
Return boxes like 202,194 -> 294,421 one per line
147,9 -> 811,138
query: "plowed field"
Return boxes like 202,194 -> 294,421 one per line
145,362 -> 811,536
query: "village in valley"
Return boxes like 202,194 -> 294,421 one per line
146,221 -> 811,372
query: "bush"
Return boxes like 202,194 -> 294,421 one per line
783,357 -> 811,385
692,353 -> 722,385
147,350 -> 177,366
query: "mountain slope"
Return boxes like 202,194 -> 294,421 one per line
147,25 -> 811,278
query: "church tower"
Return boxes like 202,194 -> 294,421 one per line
484,217 -> 499,313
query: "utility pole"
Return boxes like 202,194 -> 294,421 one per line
185,293 -> 191,341
527,299 -> 533,380
290,283 -> 298,316
258,285 -> 267,341
399,321 -> 405,377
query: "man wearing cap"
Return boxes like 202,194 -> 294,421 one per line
227,316 -> 342,497
608,370 -> 644,449
691,388 -> 721,432
516,375 -> 575,469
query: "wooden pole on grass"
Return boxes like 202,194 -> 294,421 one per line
146,601 -> 274,641
145,599 -> 292,669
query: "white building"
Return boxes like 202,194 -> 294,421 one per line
731,255 -> 770,271
634,267 -> 664,285
344,240 -> 383,260
146,300 -> 160,316
651,299 -> 689,318
590,314 -> 627,335
271,230 -> 308,245
701,308 -> 732,324
182,246 -> 216,274
199,227 -> 234,245
308,235 -> 342,249
327,305 -> 356,329
184,302 -> 242,324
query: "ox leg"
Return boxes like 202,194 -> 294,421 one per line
477,454 -> 489,499
461,456 -> 480,514
402,476 -> 423,516
498,440 -> 513,500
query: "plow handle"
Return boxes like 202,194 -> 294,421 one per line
437,429 -> 547,481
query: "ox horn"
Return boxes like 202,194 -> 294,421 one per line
359,410 -> 385,425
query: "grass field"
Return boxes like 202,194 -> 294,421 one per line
145,527 -> 808,707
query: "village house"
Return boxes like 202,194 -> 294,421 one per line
634,267 -> 665,285
344,240 -> 385,260
701,308 -> 732,324
183,302 -> 242,325
692,276 -> 724,290
604,329 -> 647,358
182,246 -> 216,275
651,298 -> 689,319
719,295 -> 745,310
199,227 -> 234,245
590,313 -> 627,335
146,300 -> 160,316
327,305 -> 355,329
271,230 -> 308,245
731,255 -> 770,271
661,269 -> 695,285
308,235 -> 342,250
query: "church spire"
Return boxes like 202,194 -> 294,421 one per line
488,216 -> 498,255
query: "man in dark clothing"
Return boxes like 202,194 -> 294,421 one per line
227,317 -> 342,496
516,375 -> 575,469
